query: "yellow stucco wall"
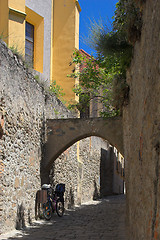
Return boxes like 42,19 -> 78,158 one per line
0,0 -> 80,92
0,0 -> 9,44
52,0 -> 81,104
8,0 -> 26,55
74,4 -> 80,103
0,0 -> 44,70
25,7 -> 44,73
9,0 -> 25,13
75,4 -> 80,50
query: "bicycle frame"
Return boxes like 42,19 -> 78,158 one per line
42,189 -> 64,219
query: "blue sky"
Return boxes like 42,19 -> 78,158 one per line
78,0 -> 118,56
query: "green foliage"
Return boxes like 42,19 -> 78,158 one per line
49,81 -> 66,104
68,0 -> 143,117
9,45 -> 24,61
34,75 -> 40,81
113,0 -> 143,44
34,75 -> 66,104
0,32 -> 8,41
68,51 -> 120,117
34,74 -> 49,91
95,0 -> 143,112
53,108 -> 59,115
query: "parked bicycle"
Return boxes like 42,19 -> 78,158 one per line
41,183 -> 65,220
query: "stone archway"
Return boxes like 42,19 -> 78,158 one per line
41,116 -> 123,183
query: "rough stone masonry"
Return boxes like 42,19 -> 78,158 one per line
0,40 -> 117,234
1,0 -> 159,238
123,0 -> 160,239
0,40 -> 73,233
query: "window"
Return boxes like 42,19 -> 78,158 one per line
25,22 -> 34,67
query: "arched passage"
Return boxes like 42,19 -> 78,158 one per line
41,117 -> 123,183
49,136 -> 124,206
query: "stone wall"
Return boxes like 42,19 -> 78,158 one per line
0,39 -> 124,234
50,137 -> 105,207
0,40 -> 72,233
80,137 -> 102,203
51,136 -> 124,207
124,0 -> 160,239
50,142 -> 79,208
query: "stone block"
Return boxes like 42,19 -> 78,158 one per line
21,176 -> 24,187
29,155 -> 35,167
14,177 -> 20,189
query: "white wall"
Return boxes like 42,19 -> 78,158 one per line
26,0 -> 52,84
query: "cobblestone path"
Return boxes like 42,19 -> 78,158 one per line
0,195 -> 126,240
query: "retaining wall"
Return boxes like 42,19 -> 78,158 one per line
0,40 -> 72,233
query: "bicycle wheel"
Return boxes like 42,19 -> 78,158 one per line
43,202 -> 52,220
56,199 -> 64,217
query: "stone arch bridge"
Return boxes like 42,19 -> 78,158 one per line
41,117 -> 123,183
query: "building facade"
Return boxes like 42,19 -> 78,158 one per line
0,0 -> 81,101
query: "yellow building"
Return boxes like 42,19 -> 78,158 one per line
0,0 -> 81,103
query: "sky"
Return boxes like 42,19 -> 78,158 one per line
78,0 -> 118,56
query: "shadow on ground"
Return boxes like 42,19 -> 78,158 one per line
1,195 -> 126,240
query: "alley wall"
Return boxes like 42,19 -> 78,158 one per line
0,40 -> 73,233
0,40 -> 119,234
123,0 -> 160,239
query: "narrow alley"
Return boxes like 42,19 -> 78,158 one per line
0,195 -> 126,240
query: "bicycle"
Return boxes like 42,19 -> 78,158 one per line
41,183 -> 65,220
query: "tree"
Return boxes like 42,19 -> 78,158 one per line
68,0 -> 143,117
68,50 -> 120,117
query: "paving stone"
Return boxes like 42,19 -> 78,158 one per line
0,195 -> 127,240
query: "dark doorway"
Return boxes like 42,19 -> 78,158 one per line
100,147 -> 114,197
